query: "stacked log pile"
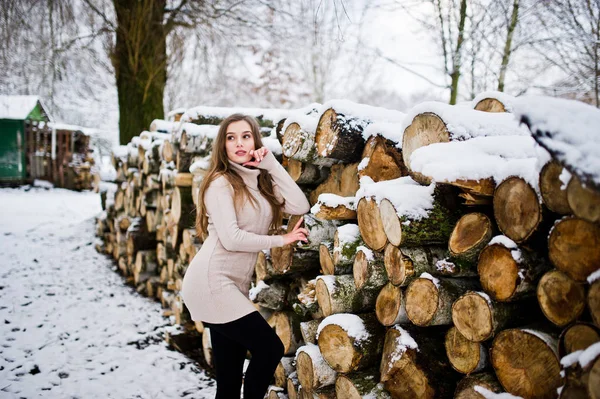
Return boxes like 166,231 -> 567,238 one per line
96,96 -> 599,399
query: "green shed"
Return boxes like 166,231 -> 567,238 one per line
0,95 -> 52,183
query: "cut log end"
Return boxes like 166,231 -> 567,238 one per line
537,269 -> 585,327
561,323 -> 600,355
445,326 -> 485,374
549,217 -> 600,282
402,112 -> 449,185
452,292 -> 493,342
449,213 -> 492,259
282,122 -> 304,158
474,98 -> 507,113
317,324 -> 356,373
357,198 -> 388,251
315,108 -> 338,158
296,351 -> 315,390
491,329 -> 561,399
320,243 -> 335,275
493,176 -> 541,243
406,278 -> 439,326
376,282 -> 407,326
478,244 -> 519,301
315,278 -> 333,317
539,161 -> 571,215
567,175 -> 600,223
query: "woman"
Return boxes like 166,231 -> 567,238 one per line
181,113 -> 310,399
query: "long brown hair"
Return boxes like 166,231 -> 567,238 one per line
195,113 -> 285,237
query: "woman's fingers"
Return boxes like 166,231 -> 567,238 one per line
294,216 -> 304,230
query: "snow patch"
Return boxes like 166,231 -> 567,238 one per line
587,269 -> 600,284
474,386 -> 523,399
249,280 -> 269,301
357,245 -> 374,261
316,314 -> 369,342
420,272 -> 440,288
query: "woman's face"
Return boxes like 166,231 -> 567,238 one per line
225,120 -> 256,164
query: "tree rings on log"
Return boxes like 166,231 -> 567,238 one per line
454,372 -> 503,399
493,176 -> 542,243
537,269 -> 585,327
539,161 -> 572,215
567,175 -> 600,224
445,326 -> 488,374
548,217 -> 600,282
375,282 -> 409,326
357,198 -> 388,251
335,370 -> 390,399
474,98 -> 507,113
296,344 -> 337,391
449,213 -> 493,266
490,328 -> 561,399
315,108 -> 367,163
358,135 -> 407,183
559,322 -> 600,357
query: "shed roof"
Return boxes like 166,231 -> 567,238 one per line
0,95 -> 52,121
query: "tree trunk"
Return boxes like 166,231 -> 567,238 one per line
286,159 -> 329,185
454,372 -> 503,399
452,291 -> 538,342
317,313 -> 385,373
559,322 -> 600,357
537,269 -> 586,327
309,163 -> 359,206
539,160 -> 572,215
113,0 -> 167,145
268,311 -> 303,356
358,135 -> 407,183
335,370 -> 391,399
252,280 -> 289,311
383,244 -> 452,287
478,242 -> 551,302
300,319 -> 322,345
375,282 -> 409,326
490,327 -> 561,399
405,276 -> 479,326
497,0 -> 519,92
315,108 -> 368,162
449,213 -> 493,267
380,324 -> 459,399
296,344 -> 337,391
271,245 -> 320,275
548,216 -> 600,282
274,356 -> 295,388
445,326 -> 488,374
357,198 -> 388,251
493,176 -> 543,243
315,274 -> 379,317
282,121 -> 335,167
567,174 -> 600,223
353,248 -> 387,290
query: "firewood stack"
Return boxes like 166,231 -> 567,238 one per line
96,96 -> 599,399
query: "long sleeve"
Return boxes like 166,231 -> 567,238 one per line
258,151 -> 311,215
204,176 -> 285,252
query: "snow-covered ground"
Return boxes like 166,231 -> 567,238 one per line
0,182 -> 215,398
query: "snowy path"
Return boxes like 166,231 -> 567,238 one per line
0,185 -> 215,398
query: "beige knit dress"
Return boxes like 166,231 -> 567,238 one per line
181,151 -> 310,324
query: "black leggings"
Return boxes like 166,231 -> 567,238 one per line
205,311 -> 284,399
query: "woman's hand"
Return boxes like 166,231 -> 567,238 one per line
243,147 -> 270,167
282,216 -> 309,245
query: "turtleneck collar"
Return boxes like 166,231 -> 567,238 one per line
228,159 -> 261,190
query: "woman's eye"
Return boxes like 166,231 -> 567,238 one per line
244,134 -> 251,139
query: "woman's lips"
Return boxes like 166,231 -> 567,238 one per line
235,151 -> 247,156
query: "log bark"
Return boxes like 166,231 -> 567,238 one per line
252,280 -> 289,311
126,220 -> 157,257
288,214 -> 339,252
383,244 -> 453,287
286,159 -> 329,185
380,197 -> 457,247
256,250 -> 279,282
454,372 -> 503,399
493,176 -> 543,243
567,175 -> 600,223
271,245 -> 320,275
380,324 -> 459,399
375,282 -> 409,326
537,269 -> 586,327
335,370 -> 391,399
449,213 -> 493,267
315,274 -> 379,317
490,327 -> 561,399
315,108 -> 367,163
445,326 -> 488,374
171,186 -> 195,229
478,242 -> 551,302
357,198 -> 388,251
559,322 -> 600,357
405,276 -> 479,326
296,344 -> 337,391
180,128 -> 213,156
353,248 -> 387,290
452,291 -> 538,342
298,385 -> 336,399
317,313 -> 385,373
282,121 -> 335,167
268,311 -> 303,356
309,163 -> 359,205
548,217 -> 600,282
274,356 -> 295,388
539,160 -> 572,215
176,149 -> 193,173
590,278 -> 600,328
333,224 -> 364,273
300,319 -> 322,345
358,135 -> 407,183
